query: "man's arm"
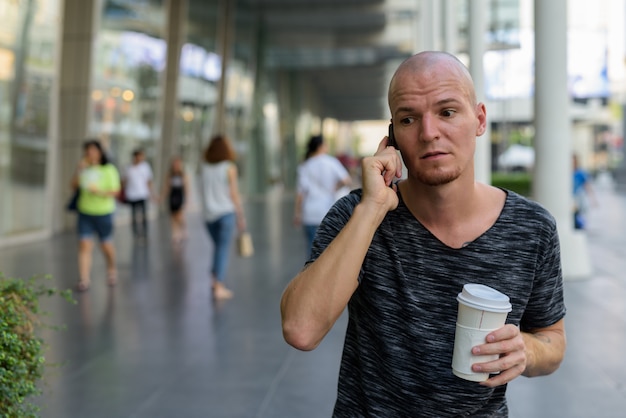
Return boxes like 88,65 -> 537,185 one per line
281,202 -> 386,351
472,318 -> 566,387
521,318 -> 566,377
281,139 -> 402,351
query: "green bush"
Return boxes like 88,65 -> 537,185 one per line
0,274 -> 74,417
491,172 -> 532,197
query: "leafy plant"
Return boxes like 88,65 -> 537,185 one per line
492,172 -> 532,197
0,274 -> 74,417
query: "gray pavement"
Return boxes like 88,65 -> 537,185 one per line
0,180 -> 625,417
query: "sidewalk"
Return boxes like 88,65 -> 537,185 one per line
0,183 -> 625,417
508,176 -> 626,418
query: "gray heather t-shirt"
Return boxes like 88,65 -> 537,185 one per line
309,188 -> 566,418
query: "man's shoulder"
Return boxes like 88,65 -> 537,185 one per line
503,188 -> 549,211
501,189 -> 557,230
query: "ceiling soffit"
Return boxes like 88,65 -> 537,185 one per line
190,0 -> 411,121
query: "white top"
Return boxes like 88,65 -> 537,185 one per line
124,161 -> 153,201
297,154 -> 350,225
200,161 -> 235,222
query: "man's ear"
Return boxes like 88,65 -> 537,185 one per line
475,103 -> 487,136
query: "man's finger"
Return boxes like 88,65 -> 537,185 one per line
376,137 -> 392,153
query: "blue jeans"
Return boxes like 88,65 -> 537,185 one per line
78,213 -> 114,242
206,213 -> 236,282
303,224 -> 318,258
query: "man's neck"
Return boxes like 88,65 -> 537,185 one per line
398,179 -> 505,249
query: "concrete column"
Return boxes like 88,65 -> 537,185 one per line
417,0 -> 435,51
277,70 -> 299,191
443,0 -> 458,54
213,0 -> 236,136
247,13 -> 269,195
431,0 -> 442,51
468,0 -> 491,185
534,0 -> 591,280
614,104 -> 626,190
158,0 -> 187,192
52,0 -> 101,233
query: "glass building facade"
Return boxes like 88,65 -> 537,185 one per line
0,0 -> 268,245
0,0 -> 60,237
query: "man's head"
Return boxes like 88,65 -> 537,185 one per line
387,51 -> 486,187
132,149 -> 145,163
388,51 -> 477,108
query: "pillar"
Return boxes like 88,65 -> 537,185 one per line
52,0 -> 101,233
534,0 -> 591,280
468,0 -> 491,185
277,70 -> 299,191
213,0 -> 236,136
417,0 -> 436,51
443,0 -> 458,54
247,12 -> 269,195
158,0 -> 187,190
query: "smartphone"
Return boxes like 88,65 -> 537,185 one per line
388,123 -> 399,149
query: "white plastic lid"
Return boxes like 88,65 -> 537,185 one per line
457,284 -> 512,313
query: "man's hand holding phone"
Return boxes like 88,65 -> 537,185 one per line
359,132 -> 403,214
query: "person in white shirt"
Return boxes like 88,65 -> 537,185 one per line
123,149 -> 154,239
200,135 -> 247,299
293,135 -> 352,257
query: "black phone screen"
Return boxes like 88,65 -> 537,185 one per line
388,123 -> 398,149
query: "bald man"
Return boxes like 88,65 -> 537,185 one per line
281,51 -> 566,417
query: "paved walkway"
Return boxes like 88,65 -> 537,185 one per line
1,180 -> 625,417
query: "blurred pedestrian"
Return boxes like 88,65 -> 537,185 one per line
200,135 -> 247,299
293,135 -> 352,257
573,154 -> 596,229
71,139 -> 121,291
122,148 -> 154,239
161,156 -> 190,245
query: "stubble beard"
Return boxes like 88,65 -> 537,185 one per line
414,166 -> 462,186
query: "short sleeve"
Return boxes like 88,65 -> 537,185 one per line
520,221 -> 566,331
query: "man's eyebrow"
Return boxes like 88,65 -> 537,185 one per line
394,98 -> 463,115
395,106 -> 415,114
435,97 -> 463,107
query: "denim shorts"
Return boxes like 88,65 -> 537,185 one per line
78,213 -> 114,242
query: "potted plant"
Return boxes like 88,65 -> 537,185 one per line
0,273 -> 74,417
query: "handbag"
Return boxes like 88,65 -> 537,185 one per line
117,178 -> 128,204
237,231 -> 254,257
66,189 -> 79,212
117,187 -> 128,204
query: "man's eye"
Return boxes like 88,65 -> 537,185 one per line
441,109 -> 456,117
399,117 -> 414,125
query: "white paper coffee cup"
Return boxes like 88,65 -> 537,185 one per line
451,284 -> 512,382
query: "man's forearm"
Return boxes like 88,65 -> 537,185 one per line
281,202 -> 387,350
522,325 -> 566,377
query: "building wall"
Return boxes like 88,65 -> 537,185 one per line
0,0 -> 59,243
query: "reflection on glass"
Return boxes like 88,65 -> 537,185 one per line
90,1 -> 168,233
0,0 -> 58,237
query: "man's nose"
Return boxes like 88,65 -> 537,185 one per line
418,114 -> 439,142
